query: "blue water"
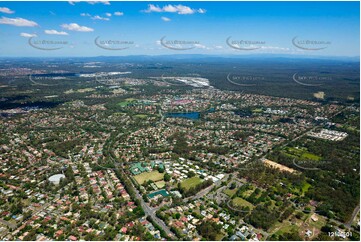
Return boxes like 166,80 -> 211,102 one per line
166,108 -> 215,120
148,189 -> 170,198
166,112 -> 200,119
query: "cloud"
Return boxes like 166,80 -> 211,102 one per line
20,32 -> 37,38
61,23 -> 94,32
194,43 -> 210,50
144,4 -> 162,13
260,46 -> 290,51
0,17 -> 38,27
82,13 -> 115,20
161,17 -> 171,22
143,4 -> 206,15
0,7 -> 14,14
91,15 -> 110,21
69,1 -> 110,5
166,5 -> 194,15
114,11 -> 123,16
45,29 -> 69,35
162,5 -> 178,13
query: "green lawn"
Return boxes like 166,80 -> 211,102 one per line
117,98 -> 136,107
285,147 -> 322,161
308,214 -> 327,230
180,177 -> 203,190
134,114 -> 148,119
301,182 -> 312,195
300,152 -> 322,161
224,188 -> 237,197
243,187 -> 256,197
252,108 -> 263,113
134,171 -> 164,185
215,233 -> 225,241
155,181 -> 165,189
232,197 -> 254,209
272,223 -> 298,236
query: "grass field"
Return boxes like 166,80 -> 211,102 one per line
117,98 -> 136,107
134,171 -> 164,185
155,180 -> 165,189
134,114 -> 148,119
232,197 -> 254,209
285,147 -> 322,161
224,188 -> 237,197
180,177 -> 203,190
243,187 -> 256,197
215,233 -> 225,240
252,108 -> 263,113
300,152 -> 322,161
272,223 -> 298,236
308,214 -> 327,230
301,182 -> 312,194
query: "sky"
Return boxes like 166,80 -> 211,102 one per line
0,1 -> 359,57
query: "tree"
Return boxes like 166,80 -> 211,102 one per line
158,166 -> 165,173
188,171 -> 196,178
164,173 -> 171,182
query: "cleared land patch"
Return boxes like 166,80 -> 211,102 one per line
263,158 -> 297,174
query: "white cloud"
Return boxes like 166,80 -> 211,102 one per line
260,46 -> 290,51
91,15 -> 110,21
45,29 -> 69,35
172,5 -> 194,15
143,4 -> 205,15
0,7 -> 14,14
194,43 -> 209,49
87,1 -> 110,5
82,13 -> 114,20
144,4 -> 162,13
114,11 -> 123,16
162,5 -> 178,13
161,17 -> 171,22
61,23 -> 94,32
0,17 -> 38,27
20,32 -> 37,38
69,1 -> 110,5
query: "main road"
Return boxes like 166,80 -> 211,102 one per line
130,178 -> 176,239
